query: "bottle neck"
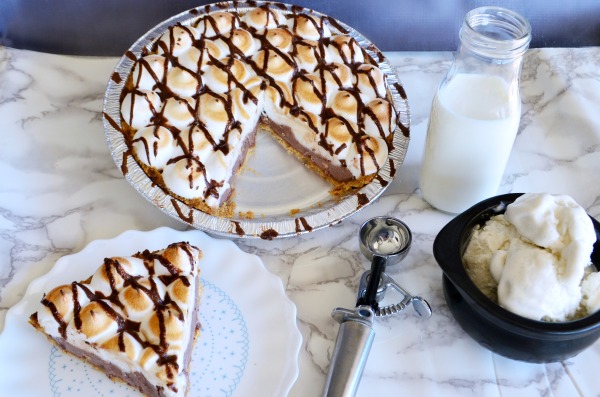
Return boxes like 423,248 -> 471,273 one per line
459,6 -> 531,62
446,7 -> 531,86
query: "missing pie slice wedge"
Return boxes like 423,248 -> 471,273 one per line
29,241 -> 203,397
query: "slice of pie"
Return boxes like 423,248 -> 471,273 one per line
29,241 -> 203,397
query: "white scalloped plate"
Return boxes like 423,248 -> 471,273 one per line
0,228 -> 301,397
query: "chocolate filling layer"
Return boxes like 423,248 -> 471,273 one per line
262,117 -> 354,182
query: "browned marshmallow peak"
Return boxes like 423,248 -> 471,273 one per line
29,242 -> 203,397
120,4 -> 399,215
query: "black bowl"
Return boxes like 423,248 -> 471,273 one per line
434,193 -> 600,363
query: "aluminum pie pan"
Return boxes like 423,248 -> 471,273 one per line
102,0 -> 410,240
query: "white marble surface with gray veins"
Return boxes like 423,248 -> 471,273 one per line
1,46 -> 599,396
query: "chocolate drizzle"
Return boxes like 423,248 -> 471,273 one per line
356,192 -> 369,208
260,228 -> 279,240
294,217 -> 313,233
111,72 -> 122,84
120,4 -> 400,210
231,220 -> 245,236
171,198 -> 194,223
37,242 -> 200,389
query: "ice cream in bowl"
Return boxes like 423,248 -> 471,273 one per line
433,193 -> 600,362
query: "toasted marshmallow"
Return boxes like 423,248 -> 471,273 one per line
179,125 -> 213,160
293,75 -> 323,115
132,125 -> 178,168
229,28 -> 258,56
88,261 -> 126,297
166,67 -> 199,98
265,80 -> 294,110
177,47 -> 202,74
139,346 -> 180,384
162,157 -> 208,200
329,90 -> 358,123
157,25 -> 198,57
298,111 -> 321,133
178,40 -> 223,73
162,243 -> 199,274
167,278 -> 192,310
139,346 -> 161,372
324,117 -> 356,159
194,11 -> 238,37
142,305 -> 185,346
242,7 -> 285,31
119,281 -> 157,322
227,127 -> 242,149
203,57 -> 252,93
38,284 -> 91,330
161,97 -> 195,130
356,64 -> 386,102
253,50 -> 295,82
363,98 -> 396,139
121,91 -> 161,130
325,35 -> 365,64
322,62 -> 354,91
289,14 -> 330,40
197,92 -> 230,141
131,55 -> 167,91
230,83 -> 263,123
346,135 -> 387,176
101,332 -> 144,362
294,40 -> 320,73
265,28 -> 293,52
78,301 -> 120,344
202,150 -> 229,184
113,256 -> 149,278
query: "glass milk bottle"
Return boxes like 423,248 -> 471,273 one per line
419,7 -> 531,213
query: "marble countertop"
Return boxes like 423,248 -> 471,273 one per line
1,46 -> 600,396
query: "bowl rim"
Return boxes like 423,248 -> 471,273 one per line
434,192 -> 600,335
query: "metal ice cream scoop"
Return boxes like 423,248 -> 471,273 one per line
322,217 -> 432,397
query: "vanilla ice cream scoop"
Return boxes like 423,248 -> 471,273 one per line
464,193 -> 598,321
505,194 -> 596,288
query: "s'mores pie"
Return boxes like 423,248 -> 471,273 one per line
118,4 -> 399,216
29,242 -> 203,397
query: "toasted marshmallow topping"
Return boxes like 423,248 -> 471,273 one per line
31,242 -> 202,397
293,75 -> 323,115
121,6 -> 398,211
242,7 -> 285,31
167,67 -> 199,97
325,35 -> 365,64
294,40 -> 320,72
229,28 -> 258,56
324,117 -> 355,159
157,25 -> 198,57
363,98 -> 396,139
132,125 -> 179,168
356,64 -> 386,102
289,13 -> 331,40
193,11 -> 238,37
101,332 -> 143,362
265,28 -> 294,52
121,91 -> 161,130
329,90 -> 359,124
131,54 -> 167,91
161,97 -> 195,129
162,158 -> 208,200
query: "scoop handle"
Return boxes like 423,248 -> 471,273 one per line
356,255 -> 387,308
323,308 -> 375,397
